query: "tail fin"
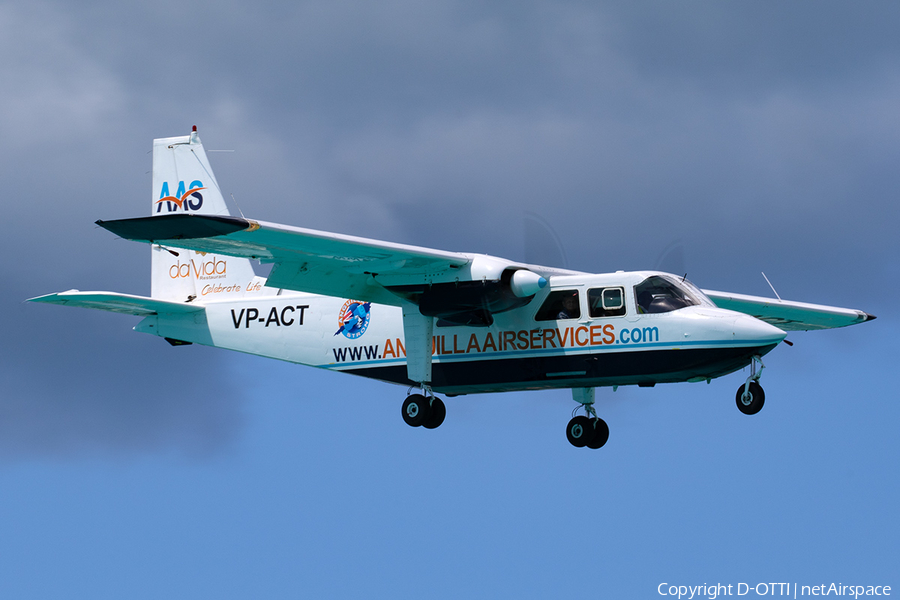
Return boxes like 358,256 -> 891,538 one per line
150,127 -> 258,301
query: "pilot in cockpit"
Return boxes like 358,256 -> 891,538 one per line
557,293 -> 580,320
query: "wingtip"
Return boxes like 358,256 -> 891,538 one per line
26,289 -> 79,304
95,214 -> 252,242
26,293 -> 58,304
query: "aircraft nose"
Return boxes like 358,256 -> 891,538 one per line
733,314 -> 786,345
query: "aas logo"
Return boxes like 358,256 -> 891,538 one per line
335,300 -> 372,339
155,180 -> 206,213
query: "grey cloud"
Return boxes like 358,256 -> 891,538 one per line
0,4 -> 126,147
1,284 -> 244,460
599,1 -> 900,93
1,0 -> 896,458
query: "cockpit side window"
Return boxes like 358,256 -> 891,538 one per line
588,287 -> 626,318
535,290 -> 581,321
634,276 -> 700,314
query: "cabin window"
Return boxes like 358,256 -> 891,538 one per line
634,275 -> 701,314
588,287 -> 626,318
535,290 -> 581,321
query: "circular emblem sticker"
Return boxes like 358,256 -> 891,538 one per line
335,300 -> 372,339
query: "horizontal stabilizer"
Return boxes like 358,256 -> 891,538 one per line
703,289 -> 875,331
28,290 -> 204,317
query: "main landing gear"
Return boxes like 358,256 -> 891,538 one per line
736,355 -> 766,415
567,388 -> 609,449
566,413 -> 610,449
401,390 -> 446,430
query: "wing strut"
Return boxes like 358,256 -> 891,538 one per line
401,303 -> 433,386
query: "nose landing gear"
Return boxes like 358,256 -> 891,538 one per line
736,355 -> 766,415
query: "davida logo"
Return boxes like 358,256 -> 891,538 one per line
155,180 -> 206,213
168,256 -> 227,280
335,300 -> 372,339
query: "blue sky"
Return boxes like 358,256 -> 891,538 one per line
1,1 -> 897,598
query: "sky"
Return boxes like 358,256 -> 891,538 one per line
1,1 -> 897,598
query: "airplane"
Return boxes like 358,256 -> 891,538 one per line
29,127 -> 876,449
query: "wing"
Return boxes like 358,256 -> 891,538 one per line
28,290 -> 204,317
95,214 -> 570,324
95,214 -> 469,305
703,289 -> 875,331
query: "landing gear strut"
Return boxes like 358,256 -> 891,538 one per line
567,388 -> 609,449
401,388 -> 446,430
736,355 -> 766,415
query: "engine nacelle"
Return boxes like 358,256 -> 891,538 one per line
509,269 -> 547,297
387,268 -> 548,326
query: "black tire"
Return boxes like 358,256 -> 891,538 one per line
566,416 -> 593,448
402,394 -> 431,427
735,381 -> 765,415
585,418 -> 610,449
422,397 -> 446,429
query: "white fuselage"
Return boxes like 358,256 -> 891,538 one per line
134,270 -> 786,395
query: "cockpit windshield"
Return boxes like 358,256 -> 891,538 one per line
634,275 -> 711,314
677,277 -> 715,307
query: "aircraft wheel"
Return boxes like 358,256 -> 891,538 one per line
422,398 -> 446,429
585,418 -> 610,449
402,394 -> 431,427
566,416 -> 593,448
735,381 -> 765,415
